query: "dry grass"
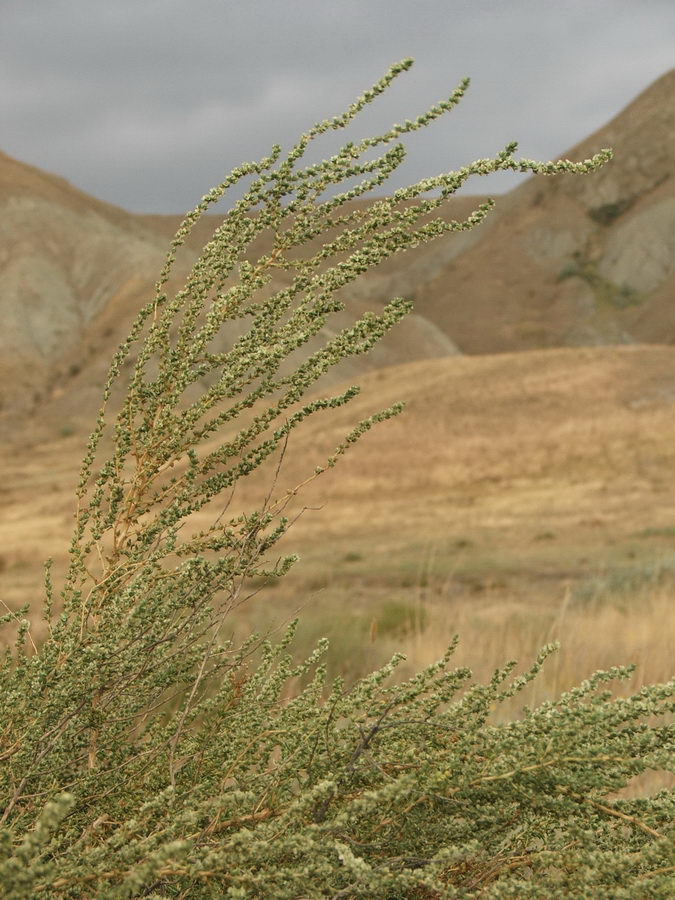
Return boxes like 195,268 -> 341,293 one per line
2,348 -> 674,752
232,567 -> 675,800
235,562 -> 674,700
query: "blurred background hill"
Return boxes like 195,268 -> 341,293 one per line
1,68 -> 673,429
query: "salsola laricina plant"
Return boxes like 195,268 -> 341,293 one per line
1,59 -> 673,898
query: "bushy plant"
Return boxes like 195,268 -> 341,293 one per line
1,59 -> 673,898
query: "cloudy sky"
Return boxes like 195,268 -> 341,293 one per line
2,0 -> 673,213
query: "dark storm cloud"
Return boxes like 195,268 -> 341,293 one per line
1,0 -> 673,212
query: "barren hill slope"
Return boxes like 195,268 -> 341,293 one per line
0,150 -> 176,416
2,67 -> 673,435
0,161 -> 463,433
139,68 -> 675,358
403,69 -> 675,352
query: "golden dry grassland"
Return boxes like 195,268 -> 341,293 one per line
2,347 -> 674,735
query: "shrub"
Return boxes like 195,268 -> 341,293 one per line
587,198 -> 635,226
376,599 -> 428,637
2,59 -> 672,898
555,251 -> 643,309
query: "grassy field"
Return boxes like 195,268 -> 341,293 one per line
2,346 -> 674,722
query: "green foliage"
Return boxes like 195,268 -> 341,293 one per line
588,198 -> 635,226
555,250 -> 643,309
376,599 -> 428,637
341,551 -> 364,564
571,556 -> 675,607
2,59 -> 671,898
636,525 -> 675,540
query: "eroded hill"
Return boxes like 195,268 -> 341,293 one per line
2,68 -> 673,436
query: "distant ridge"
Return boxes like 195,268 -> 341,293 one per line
400,68 -> 675,353
1,68 -> 674,429
0,158 -> 462,426
0,149 -> 172,415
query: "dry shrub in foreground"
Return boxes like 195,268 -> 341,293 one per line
1,60 -> 673,898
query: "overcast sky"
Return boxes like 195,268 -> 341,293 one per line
1,0 -> 673,214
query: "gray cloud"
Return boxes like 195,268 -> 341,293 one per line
1,0 -> 673,212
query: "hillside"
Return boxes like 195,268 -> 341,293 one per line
1,68 -> 673,434
0,149 -> 176,418
0,166 -> 464,434
402,68 -> 675,352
